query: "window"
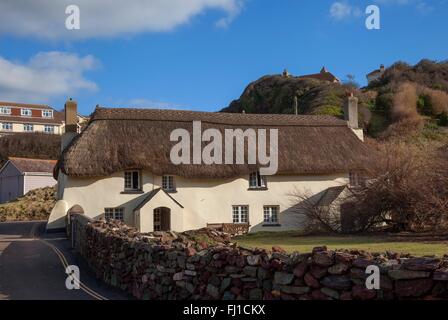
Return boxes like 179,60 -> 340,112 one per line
263,206 -> 279,225
249,171 -> 267,189
105,208 -> 124,221
154,209 -> 161,231
42,109 -> 53,118
0,106 -> 11,115
21,108 -> 32,116
124,170 -> 141,191
349,172 -> 364,187
162,175 -> 175,191
232,205 -> 249,224
23,124 -> 33,132
44,125 -> 55,134
2,123 -> 12,131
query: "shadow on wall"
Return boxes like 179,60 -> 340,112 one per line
249,190 -> 326,233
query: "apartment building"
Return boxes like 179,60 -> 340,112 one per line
0,101 -> 89,136
0,102 -> 64,135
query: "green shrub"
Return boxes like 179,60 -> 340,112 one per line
368,114 -> 389,137
438,112 -> 448,126
317,105 -> 343,117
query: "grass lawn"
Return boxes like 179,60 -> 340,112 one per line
235,231 -> 448,257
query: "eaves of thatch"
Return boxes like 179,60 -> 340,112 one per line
55,107 -> 372,179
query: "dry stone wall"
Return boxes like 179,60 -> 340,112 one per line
71,216 -> 448,300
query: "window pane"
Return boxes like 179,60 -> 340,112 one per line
241,206 -> 248,223
232,206 -> 239,223
132,171 -> 139,189
124,172 -> 132,189
264,206 -> 279,223
249,171 -> 266,188
162,175 -> 175,190
233,206 -> 248,223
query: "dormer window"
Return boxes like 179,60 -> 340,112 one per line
249,171 -> 267,190
162,175 -> 176,192
124,170 -> 141,191
42,109 -> 53,118
21,108 -> 32,116
0,106 -> 11,115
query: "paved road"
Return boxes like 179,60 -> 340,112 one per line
0,221 -> 129,300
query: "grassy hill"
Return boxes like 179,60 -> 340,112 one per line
222,75 -> 358,116
221,59 -> 448,141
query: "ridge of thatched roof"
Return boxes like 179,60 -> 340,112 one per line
56,107 -> 372,179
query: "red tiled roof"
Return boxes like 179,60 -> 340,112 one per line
0,114 -> 64,125
7,157 -> 57,173
298,68 -> 340,83
0,101 -> 53,110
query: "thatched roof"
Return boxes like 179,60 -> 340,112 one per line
56,107 -> 372,179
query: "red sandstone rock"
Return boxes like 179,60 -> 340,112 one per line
293,262 -> 308,278
352,285 -> 377,300
304,273 -> 320,289
272,246 -> 286,253
395,279 -> 434,298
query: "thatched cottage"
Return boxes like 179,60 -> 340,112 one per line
47,96 -> 369,233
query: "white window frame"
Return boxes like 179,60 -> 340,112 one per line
2,123 -> 12,131
124,170 -> 141,191
263,206 -> 280,225
349,172 -> 361,187
42,109 -> 53,118
44,125 -> 55,134
249,171 -> 267,189
232,205 -> 249,224
105,208 -> 124,221
23,124 -> 33,132
0,106 -> 11,115
21,108 -> 32,117
162,175 -> 175,191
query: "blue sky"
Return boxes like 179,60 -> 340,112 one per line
0,0 -> 446,115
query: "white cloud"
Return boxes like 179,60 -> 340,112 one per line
0,0 -> 245,39
0,52 -> 98,103
330,2 -> 362,20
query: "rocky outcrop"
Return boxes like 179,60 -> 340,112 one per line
73,218 -> 448,300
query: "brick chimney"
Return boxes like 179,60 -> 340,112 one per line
344,93 -> 363,141
61,98 -> 78,151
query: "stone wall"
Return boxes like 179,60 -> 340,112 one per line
72,217 -> 448,300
